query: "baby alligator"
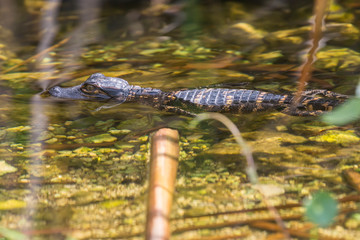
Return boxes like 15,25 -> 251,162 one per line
48,73 -> 348,117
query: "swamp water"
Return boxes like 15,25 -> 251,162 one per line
0,1 -> 360,239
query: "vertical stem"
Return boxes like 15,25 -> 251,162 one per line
294,0 -> 329,105
146,128 -> 179,240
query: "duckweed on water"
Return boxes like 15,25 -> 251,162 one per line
0,161 -> 17,176
100,199 -> 128,209
1,1 -> 360,238
0,199 -> 26,210
290,121 -> 337,135
265,23 -> 359,49
224,22 -> 265,46
84,133 -> 117,144
108,128 -> 131,135
315,47 -> 360,71
6,125 -> 31,133
309,130 -> 360,146
95,119 -> 115,131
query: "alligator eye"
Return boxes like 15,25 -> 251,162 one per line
81,84 -> 96,94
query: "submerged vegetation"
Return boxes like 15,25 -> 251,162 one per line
0,0 -> 360,239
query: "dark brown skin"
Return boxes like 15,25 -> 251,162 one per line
48,73 -> 349,117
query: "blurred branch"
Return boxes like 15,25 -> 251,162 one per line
1,37 -> 70,75
294,0 -> 329,105
146,128 -> 179,240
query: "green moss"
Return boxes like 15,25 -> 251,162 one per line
315,47 -> 360,71
139,48 -> 170,56
0,161 -> 17,176
108,128 -> 131,135
225,22 -> 265,46
6,126 -> 31,132
250,50 -> 283,63
0,199 -> 26,210
291,122 -> 336,135
101,199 -> 128,208
85,133 -> 117,144
309,130 -> 360,146
45,137 -> 58,144
73,147 -> 93,154
95,119 -> 115,131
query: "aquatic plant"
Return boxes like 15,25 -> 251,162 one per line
304,191 -> 338,228
322,81 -> 360,125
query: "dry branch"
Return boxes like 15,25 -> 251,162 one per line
146,128 -> 179,240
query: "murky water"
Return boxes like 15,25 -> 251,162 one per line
1,1 -> 360,239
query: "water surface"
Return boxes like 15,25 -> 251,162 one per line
0,1 -> 360,239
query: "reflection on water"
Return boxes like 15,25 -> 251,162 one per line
0,0 -> 360,239
24,94 -> 50,236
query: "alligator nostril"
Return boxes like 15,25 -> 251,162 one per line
48,86 -> 61,96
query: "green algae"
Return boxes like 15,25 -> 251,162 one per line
85,133 -> 117,143
345,213 -> 360,229
95,119 -> 115,131
294,145 -> 327,155
291,122 -> 337,135
187,69 -> 254,82
116,116 -> 152,130
0,161 -> 17,176
101,199 -> 128,208
224,22 -> 265,46
37,131 -> 54,141
265,23 -> 359,50
0,226 -> 27,240
73,147 -> 93,154
249,50 -> 283,64
309,130 -> 360,146
315,47 -> 360,71
140,48 -> 171,56
325,23 -> 360,45
327,3 -> 355,23
0,199 -> 26,210
71,117 -> 98,129
265,26 -> 310,46
108,128 -> 131,135
51,126 -> 66,135
6,126 -> 31,133
1,2 -> 360,239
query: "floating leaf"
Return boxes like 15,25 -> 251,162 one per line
0,161 -> 17,176
0,199 -> 26,210
309,130 -> 360,146
0,226 -> 27,240
304,191 -> 338,227
321,97 -> 360,125
84,133 -> 117,143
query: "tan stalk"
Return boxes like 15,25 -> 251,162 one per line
146,128 -> 179,240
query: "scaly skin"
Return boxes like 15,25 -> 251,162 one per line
48,73 -> 348,117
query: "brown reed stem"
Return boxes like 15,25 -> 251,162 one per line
146,128 -> 179,240
294,0 -> 329,105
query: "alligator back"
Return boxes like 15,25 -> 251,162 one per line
171,88 -> 293,113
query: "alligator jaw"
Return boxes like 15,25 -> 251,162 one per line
48,85 -> 90,100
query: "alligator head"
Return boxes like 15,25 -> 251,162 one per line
48,73 -> 132,103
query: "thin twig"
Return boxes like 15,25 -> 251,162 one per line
190,113 -> 290,239
294,0 -> 329,105
1,37 -> 70,74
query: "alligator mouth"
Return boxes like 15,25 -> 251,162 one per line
48,85 -> 112,101
48,85 -> 90,100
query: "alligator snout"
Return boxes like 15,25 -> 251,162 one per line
48,86 -> 62,96
48,85 -> 88,99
